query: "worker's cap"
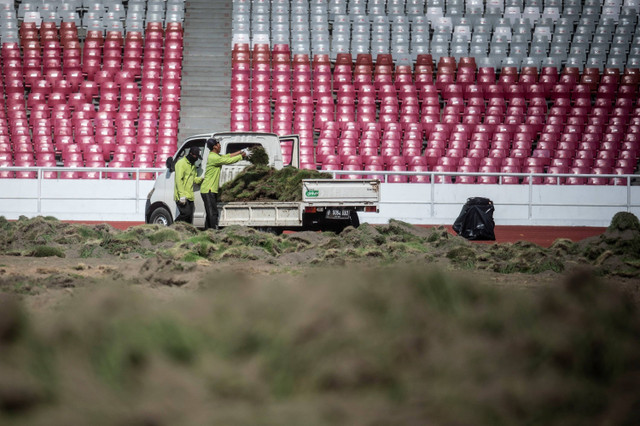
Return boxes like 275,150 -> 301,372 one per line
188,146 -> 202,159
206,137 -> 220,150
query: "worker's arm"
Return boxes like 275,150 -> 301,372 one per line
174,160 -> 189,199
211,154 -> 245,167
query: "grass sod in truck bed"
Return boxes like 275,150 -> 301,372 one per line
220,146 -> 331,202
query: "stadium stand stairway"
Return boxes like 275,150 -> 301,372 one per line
178,0 -> 232,141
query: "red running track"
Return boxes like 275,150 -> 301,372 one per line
69,221 -> 606,248
436,225 -> 606,247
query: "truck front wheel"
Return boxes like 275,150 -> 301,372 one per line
149,206 -> 173,226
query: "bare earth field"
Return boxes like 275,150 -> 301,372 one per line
1,215 -> 640,425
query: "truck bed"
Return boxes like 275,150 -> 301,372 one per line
218,179 -> 380,228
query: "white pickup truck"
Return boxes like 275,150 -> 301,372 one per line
145,132 -> 379,232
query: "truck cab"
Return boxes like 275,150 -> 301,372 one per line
145,132 -> 299,227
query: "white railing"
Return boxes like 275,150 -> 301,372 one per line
322,169 -> 640,226
0,166 -> 164,221
325,168 -> 639,216
0,166 -> 638,226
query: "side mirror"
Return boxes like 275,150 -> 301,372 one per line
166,157 -> 174,172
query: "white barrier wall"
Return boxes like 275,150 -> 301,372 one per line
359,183 -> 640,226
1,179 -> 639,226
0,179 -> 155,221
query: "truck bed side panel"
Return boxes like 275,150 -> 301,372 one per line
219,202 -> 303,227
302,179 -> 380,205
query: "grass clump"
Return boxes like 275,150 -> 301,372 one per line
148,228 -> 181,245
0,216 -> 10,231
248,145 -> 269,166
219,165 -> 331,202
100,231 -> 143,256
92,315 -> 203,388
608,211 -> 640,232
29,245 -> 65,258
446,246 -> 477,267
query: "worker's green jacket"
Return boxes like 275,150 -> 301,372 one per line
201,152 -> 243,194
174,156 -> 203,201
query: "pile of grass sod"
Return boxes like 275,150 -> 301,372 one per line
219,165 -> 332,202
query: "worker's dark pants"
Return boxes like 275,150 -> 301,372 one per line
201,191 -> 219,230
176,200 -> 195,223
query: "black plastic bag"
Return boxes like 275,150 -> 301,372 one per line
452,197 -> 496,241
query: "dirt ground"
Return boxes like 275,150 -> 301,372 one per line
0,246 -> 636,311
1,213 -> 639,318
1,214 -> 640,425
2,214 -> 638,301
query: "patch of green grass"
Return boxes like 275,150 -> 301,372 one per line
29,245 -> 65,258
531,258 -> 565,273
100,232 -> 143,256
218,247 -> 259,260
92,316 -> 203,389
182,252 -> 203,262
609,211 -> 640,232
75,225 -> 102,240
446,246 -> 477,266
148,228 -> 181,245
491,262 -> 519,274
582,244 -> 605,260
0,216 -> 10,230
80,244 -> 97,258
186,234 -> 213,245
405,241 -> 430,253
274,238 -> 300,253
550,238 -> 579,255
217,229 -> 288,256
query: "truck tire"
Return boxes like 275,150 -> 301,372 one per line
350,210 -> 360,228
149,206 -> 173,226
256,227 -> 284,235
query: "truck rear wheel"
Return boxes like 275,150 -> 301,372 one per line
256,226 -> 283,235
302,210 -> 360,233
332,211 -> 360,233
149,206 -> 173,226
350,210 -> 360,228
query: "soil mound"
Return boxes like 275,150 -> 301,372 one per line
219,165 -> 331,202
0,213 -> 639,279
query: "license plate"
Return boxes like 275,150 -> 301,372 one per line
325,209 -> 350,219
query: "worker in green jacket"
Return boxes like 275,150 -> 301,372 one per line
174,146 -> 204,223
201,137 -> 248,229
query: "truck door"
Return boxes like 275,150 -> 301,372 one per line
279,135 -> 300,168
171,137 -> 208,227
